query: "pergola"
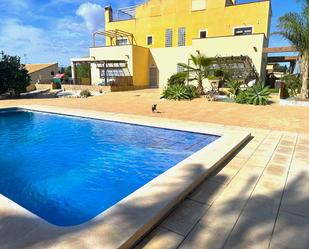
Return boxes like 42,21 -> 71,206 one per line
209,56 -> 259,83
263,46 -> 299,73
71,58 -> 131,86
92,29 -> 135,47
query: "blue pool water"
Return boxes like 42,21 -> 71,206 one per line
0,109 -> 219,226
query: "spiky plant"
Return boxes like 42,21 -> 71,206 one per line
162,84 -> 198,100
177,52 -> 213,95
246,82 -> 271,105
275,0 -> 309,99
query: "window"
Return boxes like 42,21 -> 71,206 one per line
147,35 -> 153,46
100,68 -> 126,78
178,27 -> 186,46
199,30 -> 207,39
116,38 -> 128,46
192,0 -> 206,11
234,27 -> 253,36
165,29 -> 173,47
51,71 -> 55,76
99,61 -> 131,85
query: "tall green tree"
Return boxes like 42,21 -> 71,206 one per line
178,52 -> 213,95
0,51 -> 30,96
275,0 -> 309,99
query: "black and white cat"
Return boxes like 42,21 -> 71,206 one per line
152,104 -> 158,113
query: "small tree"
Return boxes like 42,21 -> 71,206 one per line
275,0 -> 309,99
0,51 -> 30,96
76,63 -> 90,78
178,52 -> 213,95
64,66 -> 72,78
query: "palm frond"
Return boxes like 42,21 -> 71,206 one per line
276,9 -> 309,53
177,63 -> 197,72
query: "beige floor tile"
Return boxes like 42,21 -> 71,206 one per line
135,227 -> 184,249
290,161 -> 309,174
294,144 -> 309,153
269,211 -> 309,249
252,175 -> 286,199
276,145 -> 295,154
281,172 -> 309,217
242,196 -> 280,221
270,154 -> 292,165
223,215 -> 274,249
245,156 -> 270,167
161,199 -> 209,236
209,167 -> 239,185
233,166 -> 264,182
279,140 -> 295,147
178,221 -> 231,249
293,152 -> 308,160
189,179 -> 226,205
264,163 -> 289,178
225,157 -> 247,170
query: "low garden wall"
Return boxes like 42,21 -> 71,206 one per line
34,84 -> 148,92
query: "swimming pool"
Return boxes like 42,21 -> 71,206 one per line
0,108 -> 219,227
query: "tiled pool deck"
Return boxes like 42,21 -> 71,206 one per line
136,130 -> 309,249
0,105 -> 308,248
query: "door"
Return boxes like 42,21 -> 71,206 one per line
149,67 -> 158,88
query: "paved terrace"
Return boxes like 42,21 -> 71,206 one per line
0,89 -> 309,248
1,89 -> 309,132
135,130 -> 309,249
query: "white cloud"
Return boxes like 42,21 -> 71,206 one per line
76,2 -> 104,31
0,1 -> 146,65
0,18 -> 89,65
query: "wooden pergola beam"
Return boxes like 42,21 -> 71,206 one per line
267,56 -> 299,63
263,46 -> 297,53
92,29 -> 135,47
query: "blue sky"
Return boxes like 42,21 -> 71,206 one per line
0,0 -> 303,66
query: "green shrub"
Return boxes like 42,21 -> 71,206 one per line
235,90 -> 248,104
162,84 -> 198,100
80,89 -> 92,98
214,69 -> 224,78
246,82 -> 271,105
186,84 -> 199,99
282,74 -> 301,97
228,80 -> 241,98
167,72 -> 187,86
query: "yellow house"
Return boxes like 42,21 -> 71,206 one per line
72,0 -> 271,89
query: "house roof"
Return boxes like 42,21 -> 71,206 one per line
25,63 -> 58,74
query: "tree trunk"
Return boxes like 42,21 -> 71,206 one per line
300,51 -> 309,99
197,80 -> 204,96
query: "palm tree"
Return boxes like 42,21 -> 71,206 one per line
178,52 -> 213,95
275,0 -> 309,99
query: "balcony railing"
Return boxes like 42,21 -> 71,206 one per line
114,5 -> 137,21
